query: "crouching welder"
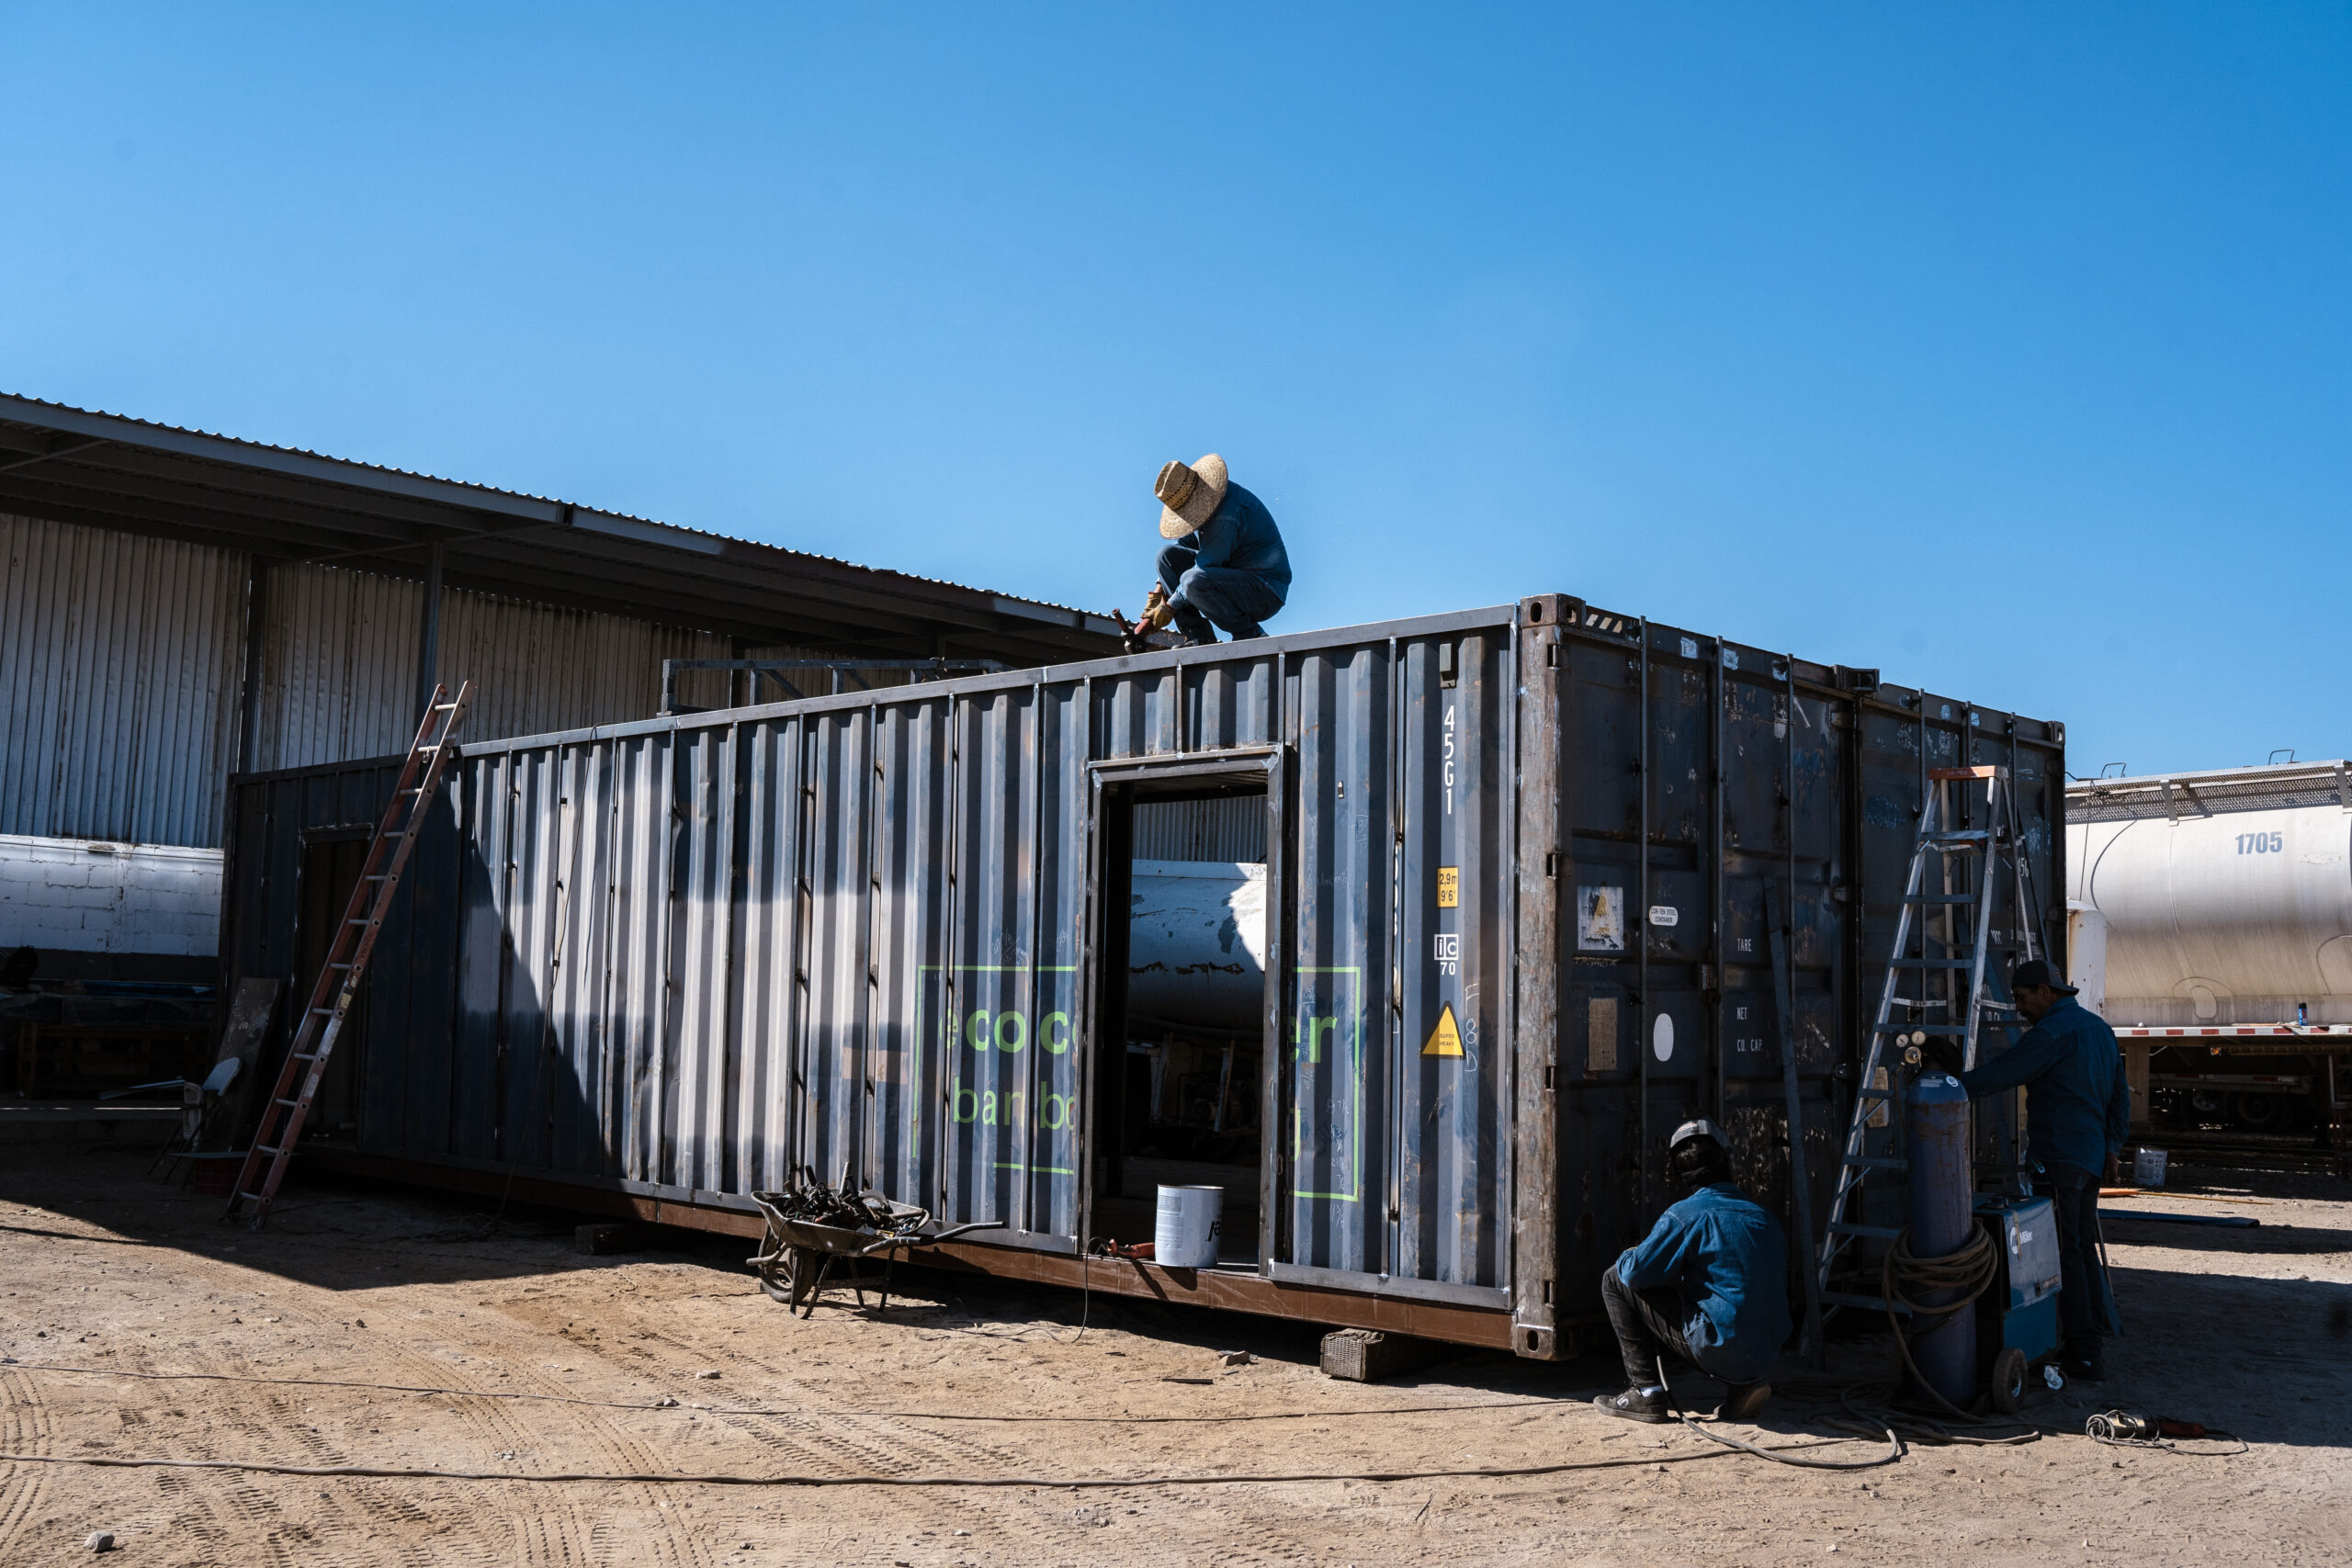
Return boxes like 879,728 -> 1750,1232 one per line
1129,454 -> 1291,647
1595,1120 -> 1792,1425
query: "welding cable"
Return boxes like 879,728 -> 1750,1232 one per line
0,1361 -> 1583,1424
1653,1359 -> 1903,1472
0,1434 -> 1874,1490
1876,1226 -> 2020,1429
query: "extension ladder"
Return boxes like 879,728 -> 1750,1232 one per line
1813,764 -> 2045,1318
222,682 -> 473,1228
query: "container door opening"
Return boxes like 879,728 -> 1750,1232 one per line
1090,784 -> 1272,1266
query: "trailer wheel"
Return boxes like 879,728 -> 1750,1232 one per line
1991,1348 -> 2028,1416
2233,1092 -> 2282,1132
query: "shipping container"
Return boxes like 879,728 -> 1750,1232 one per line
220,594 -> 2066,1354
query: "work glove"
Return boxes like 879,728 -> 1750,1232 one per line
1136,587 -> 1173,635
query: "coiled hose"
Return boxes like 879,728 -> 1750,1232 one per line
1880,1224 -> 2001,1421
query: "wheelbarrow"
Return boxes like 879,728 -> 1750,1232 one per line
746,1190 -> 1005,1318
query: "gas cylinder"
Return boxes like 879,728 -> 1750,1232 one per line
1905,1071 -> 1976,1406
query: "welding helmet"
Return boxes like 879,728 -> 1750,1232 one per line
1667,1118 -> 1733,1190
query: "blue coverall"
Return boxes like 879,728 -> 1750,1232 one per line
1156,480 -> 1291,642
1958,994 -> 2132,1368
1604,1182 -> 1792,1387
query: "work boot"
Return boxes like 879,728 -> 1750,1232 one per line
1593,1386 -> 1671,1424
1719,1382 -> 1772,1421
2061,1356 -> 2106,1384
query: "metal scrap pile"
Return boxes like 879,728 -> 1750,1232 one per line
762,1168 -> 931,1239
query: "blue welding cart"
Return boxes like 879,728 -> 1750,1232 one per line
1973,1193 -> 2062,1411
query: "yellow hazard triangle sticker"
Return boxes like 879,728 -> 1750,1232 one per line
1422,1003 -> 1464,1057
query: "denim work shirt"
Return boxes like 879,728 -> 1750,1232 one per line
1617,1182 -> 1792,1384
1958,995 -> 2131,1178
1166,480 -> 1292,607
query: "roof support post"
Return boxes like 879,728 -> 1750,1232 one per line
234,556 -> 272,773
414,539 -> 445,728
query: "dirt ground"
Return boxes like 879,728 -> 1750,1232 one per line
2,1147 -> 2347,1567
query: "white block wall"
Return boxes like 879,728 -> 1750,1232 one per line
0,832 -> 222,957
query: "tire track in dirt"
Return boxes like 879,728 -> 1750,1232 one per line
408,1298 -> 717,1568
0,1366 -> 52,1556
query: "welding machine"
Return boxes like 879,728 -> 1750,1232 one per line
1973,1192 -> 2063,1411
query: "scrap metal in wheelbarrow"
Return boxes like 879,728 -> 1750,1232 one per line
747,1167 -> 1007,1317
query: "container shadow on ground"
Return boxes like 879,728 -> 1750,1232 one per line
7,1148 -> 2351,1455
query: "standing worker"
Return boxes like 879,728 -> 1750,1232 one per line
1129,454 -> 1291,647
1593,1120 -> 1791,1425
1945,958 -> 2130,1382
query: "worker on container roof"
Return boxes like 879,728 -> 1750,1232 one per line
1128,454 -> 1292,648
1941,958 -> 2130,1383
1593,1119 -> 1791,1426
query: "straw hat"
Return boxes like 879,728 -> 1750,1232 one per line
1155,454 -> 1228,539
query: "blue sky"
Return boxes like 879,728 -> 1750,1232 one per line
4,5 -> 2346,775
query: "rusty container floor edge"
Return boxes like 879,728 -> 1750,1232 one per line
299,1145 -> 1596,1353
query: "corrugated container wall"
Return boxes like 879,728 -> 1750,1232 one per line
220,596 -> 2064,1348
0,513 -> 245,844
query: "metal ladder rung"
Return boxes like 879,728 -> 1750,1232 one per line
274,1098 -> 300,1108
1893,958 -> 1978,968
1874,1022 -> 1966,1035
1904,893 -> 1982,904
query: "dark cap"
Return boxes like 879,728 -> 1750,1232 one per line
2011,959 -> 2078,996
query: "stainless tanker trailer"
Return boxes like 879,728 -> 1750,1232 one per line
2067,761 -> 2352,1156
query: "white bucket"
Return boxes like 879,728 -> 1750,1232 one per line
2133,1147 -> 2167,1189
1154,1184 -> 1225,1268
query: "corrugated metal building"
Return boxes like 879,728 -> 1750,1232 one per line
0,395 -> 1126,981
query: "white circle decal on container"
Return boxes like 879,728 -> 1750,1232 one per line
1653,1013 -> 1675,1063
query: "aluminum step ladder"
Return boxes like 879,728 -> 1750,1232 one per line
1814,763 -> 2046,1320
222,682 -> 473,1228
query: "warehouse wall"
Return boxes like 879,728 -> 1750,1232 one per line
1,512 -> 737,850
255,562 -> 731,773
0,513 -> 246,846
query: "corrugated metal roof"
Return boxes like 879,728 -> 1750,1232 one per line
0,392 -> 1119,649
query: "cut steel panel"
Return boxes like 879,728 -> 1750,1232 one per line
729,715 -> 805,1196
868,699 -> 953,1211
1027,680 -> 1090,1241
797,706 -> 875,1196
1392,629 -> 1510,1289
1284,638 -> 1396,1278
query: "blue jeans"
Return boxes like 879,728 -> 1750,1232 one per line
2041,1162 -> 2110,1367
1157,545 -> 1286,642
